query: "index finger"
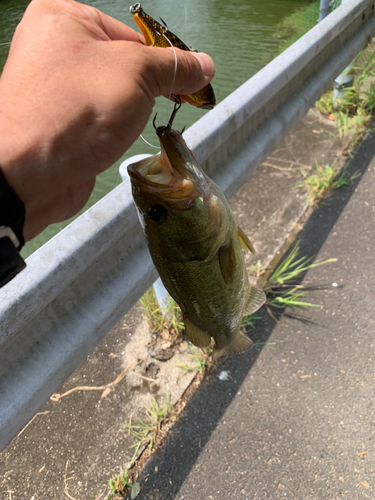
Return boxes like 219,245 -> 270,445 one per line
96,8 -> 145,43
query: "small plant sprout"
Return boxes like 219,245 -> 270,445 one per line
175,345 -> 213,381
263,242 -> 337,321
124,394 -> 175,466
107,467 -> 140,499
250,260 -> 265,278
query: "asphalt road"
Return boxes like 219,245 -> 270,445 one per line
136,133 -> 375,500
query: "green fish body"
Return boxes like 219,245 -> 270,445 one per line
128,124 -> 265,358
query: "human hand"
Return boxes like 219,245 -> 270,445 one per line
0,0 -> 214,241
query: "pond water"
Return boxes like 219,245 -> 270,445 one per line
0,0 -> 314,257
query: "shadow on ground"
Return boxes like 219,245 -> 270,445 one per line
136,133 -> 375,500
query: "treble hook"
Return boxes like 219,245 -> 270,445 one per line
167,96 -> 182,130
152,96 -> 182,133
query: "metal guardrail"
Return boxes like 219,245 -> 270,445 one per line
1,0 -> 375,451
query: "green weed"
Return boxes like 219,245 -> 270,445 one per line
315,42 -> 375,151
336,107 -> 373,154
124,394 -> 175,467
274,1 -> 320,53
263,242 -> 336,321
175,345 -> 213,380
250,260 -> 265,279
140,287 -> 184,341
314,87 -> 334,116
107,467 -> 140,499
300,163 -> 349,206
241,314 -> 262,331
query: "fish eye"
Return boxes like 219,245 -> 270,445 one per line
148,205 -> 168,223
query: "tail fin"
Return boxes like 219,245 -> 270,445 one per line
213,332 -> 253,360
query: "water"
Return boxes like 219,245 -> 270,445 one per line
0,0 -> 314,258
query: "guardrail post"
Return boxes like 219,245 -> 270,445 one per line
319,0 -> 331,21
332,0 -> 355,109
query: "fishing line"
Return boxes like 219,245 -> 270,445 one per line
138,27 -> 178,149
0,42 -> 11,46
139,14 -> 180,148
162,32 -> 178,114
140,133 -> 160,148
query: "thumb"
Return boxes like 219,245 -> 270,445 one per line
141,46 -> 215,99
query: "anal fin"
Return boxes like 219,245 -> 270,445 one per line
183,315 -> 211,348
213,332 -> 253,360
244,286 -> 266,316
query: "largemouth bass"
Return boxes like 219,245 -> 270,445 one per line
128,105 -> 265,359
130,3 -> 215,110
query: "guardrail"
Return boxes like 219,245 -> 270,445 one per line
1,0 -> 375,451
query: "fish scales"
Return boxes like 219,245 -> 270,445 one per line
128,114 -> 266,359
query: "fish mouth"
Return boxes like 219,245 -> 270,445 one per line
127,129 -> 202,207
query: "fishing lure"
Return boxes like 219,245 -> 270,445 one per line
130,3 -> 215,110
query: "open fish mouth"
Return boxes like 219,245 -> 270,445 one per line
128,101 -> 207,205
127,130 -> 199,205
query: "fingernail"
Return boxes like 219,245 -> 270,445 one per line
191,52 -> 215,79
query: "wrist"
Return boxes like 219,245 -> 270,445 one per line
0,167 -> 26,287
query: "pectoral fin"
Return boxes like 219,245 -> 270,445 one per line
213,332 -> 253,360
238,227 -> 256,255
218,239 -> 236,284
244,286 -> 266,316
183,315 -> 211,348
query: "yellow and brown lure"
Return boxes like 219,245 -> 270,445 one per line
130,3 -> 215,110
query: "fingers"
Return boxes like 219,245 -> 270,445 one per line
94,8 -> 144,43
22,0 -> 144,44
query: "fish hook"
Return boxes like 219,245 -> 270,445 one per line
167,96 -> 182,130
153,97 -> 182,134
152,113 -> 158,130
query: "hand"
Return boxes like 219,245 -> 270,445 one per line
0,0 -> 215,241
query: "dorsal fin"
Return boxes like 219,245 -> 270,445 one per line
238,227 -> 256,255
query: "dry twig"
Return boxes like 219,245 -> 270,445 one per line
51,362 -> 139,401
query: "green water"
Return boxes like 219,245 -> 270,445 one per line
0,0 -> 314,258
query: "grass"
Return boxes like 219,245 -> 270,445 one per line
175,345 -> 213,380
315,42 -> 375,154
300,44 -> 375,207
140,286 -> 184,341
298,162 -> 350,206
273,1 -> 320,54
273,2 -> 375,157
241,313 -> 262,331
261,242 -> 337,321
107,467 -> 140,500
124,394 -> 175,467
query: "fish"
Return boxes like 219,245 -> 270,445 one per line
129,2 -> 216,110
127,103 -> 266,359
